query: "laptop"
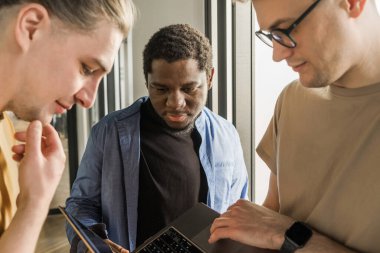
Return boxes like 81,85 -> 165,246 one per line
61,203 -> 279,253
133,202 -> 279,253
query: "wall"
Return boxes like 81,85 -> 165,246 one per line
131,0 -> 205,101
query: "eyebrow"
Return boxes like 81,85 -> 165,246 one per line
150,81 -> 200,87
149,82 -> 166,87
90,58 -> 109,74
266,17 -> 293,31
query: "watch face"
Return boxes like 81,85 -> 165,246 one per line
286,222 -> 312,246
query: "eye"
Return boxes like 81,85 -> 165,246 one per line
182,87 -> 197,93
150,85 -> 167,92
82,63 -> 95,76
156,87 -> 168,93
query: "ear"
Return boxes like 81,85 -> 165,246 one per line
345,0 -> 367,18
14,4 -> 51,52
207,68 -> 215,89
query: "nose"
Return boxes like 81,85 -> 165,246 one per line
166,90 -> 186,110
272,41 -> 293,62
75,80 -> 100,109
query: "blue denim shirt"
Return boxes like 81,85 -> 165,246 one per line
66,97 -> 248,251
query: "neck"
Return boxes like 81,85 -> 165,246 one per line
0,43 -> 20,112
0,57 -> 12,112
334,7 -> 380,88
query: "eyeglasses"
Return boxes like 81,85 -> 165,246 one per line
255,0 -> 322,48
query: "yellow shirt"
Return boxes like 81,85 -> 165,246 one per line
0,112 -> 19,235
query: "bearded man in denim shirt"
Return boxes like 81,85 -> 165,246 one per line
66,24 -> 249,253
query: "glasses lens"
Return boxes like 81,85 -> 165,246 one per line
271,30 -> 296,48
255,32 -> 273,48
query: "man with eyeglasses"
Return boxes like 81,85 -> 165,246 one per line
209,0 -> 380,252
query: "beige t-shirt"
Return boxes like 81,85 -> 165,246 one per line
257,80 -> 380,253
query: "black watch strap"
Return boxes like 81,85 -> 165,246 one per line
280,221 -> 312,253
280,238 -> 299,253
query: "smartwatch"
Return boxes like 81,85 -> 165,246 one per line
280,221 -> 312,253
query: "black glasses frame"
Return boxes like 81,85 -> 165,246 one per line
255,0 -> 322,48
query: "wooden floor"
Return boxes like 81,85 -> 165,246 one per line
35,214 -> 70,253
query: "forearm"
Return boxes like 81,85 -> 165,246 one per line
297,232 -> 358,253
65,206 -> 101,244
271,224 -> 359,253
65,197 -> 103,244
210,200 -> 360,252
0,201 -> 49,252
2,122 -> 66,251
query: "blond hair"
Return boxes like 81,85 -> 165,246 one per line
0,0 -> 136,37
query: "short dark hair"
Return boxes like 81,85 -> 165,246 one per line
143,24 -> 213,82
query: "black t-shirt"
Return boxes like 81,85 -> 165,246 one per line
136,100 -> 208,246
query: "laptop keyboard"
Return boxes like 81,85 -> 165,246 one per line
139,227 -> 204,253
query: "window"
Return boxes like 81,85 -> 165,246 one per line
254,26 -> 297,203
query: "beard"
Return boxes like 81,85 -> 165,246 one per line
9,101 -> 52,124
299,74 -> 330,88
298,64 -> 335,88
